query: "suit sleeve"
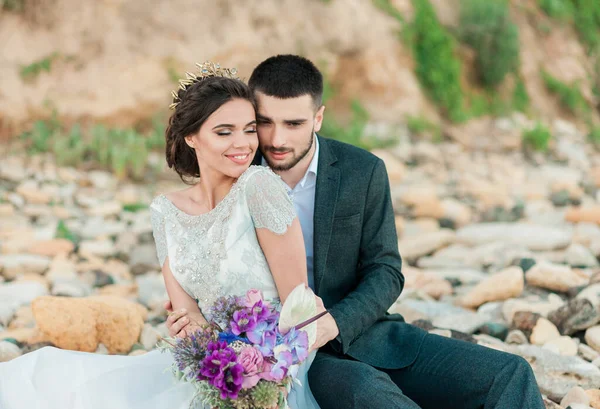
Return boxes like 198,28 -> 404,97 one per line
327,158 -> 404,354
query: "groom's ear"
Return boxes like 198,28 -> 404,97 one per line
313,105 -> 326,133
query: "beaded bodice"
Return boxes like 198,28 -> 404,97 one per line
150,166 -> 296,314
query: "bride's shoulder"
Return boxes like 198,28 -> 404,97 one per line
238,165 -> 285,188
150,188 -> 191,212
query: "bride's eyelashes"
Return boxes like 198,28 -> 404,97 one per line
216,128 -> 257,136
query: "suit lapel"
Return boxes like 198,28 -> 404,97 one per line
251,150 -> 263,166
313,137 -> 339,294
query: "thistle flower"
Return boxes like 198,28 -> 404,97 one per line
209,295 -> 244,331
170,327 -> 216,381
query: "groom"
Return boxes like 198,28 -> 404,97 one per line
166,55 -> 545,409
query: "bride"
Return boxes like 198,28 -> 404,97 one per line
0,64 -> 321,409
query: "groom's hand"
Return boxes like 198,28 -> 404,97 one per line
312,297 -> 339,351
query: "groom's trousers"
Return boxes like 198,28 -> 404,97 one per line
307,333 -> 545,409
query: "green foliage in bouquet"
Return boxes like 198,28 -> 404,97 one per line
459,0 -> 520,89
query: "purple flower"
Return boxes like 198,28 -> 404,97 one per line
249,300 -> 272,321
281,327 -> 309,363
198,341 -> 244,399
231,310 -> 257,336
213,362 -> 244,399
246,319 -> 277,356
209,295 -> 244,331
269,349 -> 294,381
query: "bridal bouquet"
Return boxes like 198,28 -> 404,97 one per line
159,285 -> 324,409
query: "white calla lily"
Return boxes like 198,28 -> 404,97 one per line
278,284 -> 318,348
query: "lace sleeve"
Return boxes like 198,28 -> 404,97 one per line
150,198 -> 168,267
245,167 -> 296,235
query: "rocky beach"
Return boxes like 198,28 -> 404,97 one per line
1,114 -> 600,407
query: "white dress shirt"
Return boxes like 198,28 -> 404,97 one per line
262,136 -> 319,290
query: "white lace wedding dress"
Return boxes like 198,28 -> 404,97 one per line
0,166 -> 320,409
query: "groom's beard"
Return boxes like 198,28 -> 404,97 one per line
262,128 -> 314,171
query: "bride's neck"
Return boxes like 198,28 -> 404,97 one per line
192,168 -> 236,210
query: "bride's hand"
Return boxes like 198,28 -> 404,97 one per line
166,309 -> 205,338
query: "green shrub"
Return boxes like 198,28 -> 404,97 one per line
541,70 -> 589,116
1,0 -> 24,11
123,203 -> 149,212
411,0 -> 464,121
406,115 -> 442,142
459,0 -> 520,88
19,116 -> 165,180
570,0 -> 600,51
522,123 -> 552,151
373,0 -> 405,22
321,100 -> 394,151
20,53 -> 59,81
588,126 -> 600,146
55,220 -> 78,243
537,0 -> 573,21
512,77 -> 530,113
320,70 -> 396,150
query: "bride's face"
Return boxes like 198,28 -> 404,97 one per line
185,98 -> 258,179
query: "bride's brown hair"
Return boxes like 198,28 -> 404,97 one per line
165,76 -> 256,183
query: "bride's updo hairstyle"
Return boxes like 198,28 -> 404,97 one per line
165,62 -> 256,183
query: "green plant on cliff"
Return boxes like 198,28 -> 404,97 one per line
406,115 -> 442,142
512,76 -> 530,113
373,0 -> 405,23
459,0 -> 520,88
537,0 -> 600,51
20,116 -> 164,180
570,0 -> 600,51
522,123 -> 552,152
588,126 -> 600,147
411,0 -> 464,121
319,70 -> 395,150
537,0 -> 573,21
1,0 -> 24,11
20,53 -> 60,81
541,70 -> 590,116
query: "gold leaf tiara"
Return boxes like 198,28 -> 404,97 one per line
169,61 -> 240,110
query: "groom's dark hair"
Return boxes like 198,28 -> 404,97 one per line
248,54 -> 324,110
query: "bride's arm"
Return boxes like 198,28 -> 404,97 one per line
255,219 -> 308,303
246,168 -> 310,303
161,257 -> 207,328
151,201 -> 206,337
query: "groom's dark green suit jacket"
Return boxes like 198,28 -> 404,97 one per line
254,135 -> 427,369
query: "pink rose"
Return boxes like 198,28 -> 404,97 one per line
237,346 -> 264,389
245,289 -> 264,308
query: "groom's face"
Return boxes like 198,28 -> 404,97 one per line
255,92 -> 324,171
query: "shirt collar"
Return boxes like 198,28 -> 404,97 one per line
261,134 -> 320,190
